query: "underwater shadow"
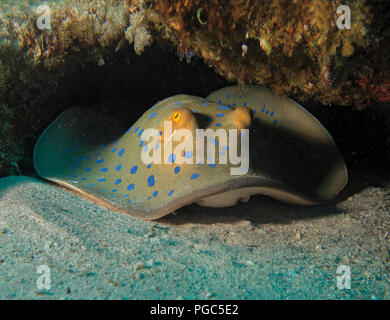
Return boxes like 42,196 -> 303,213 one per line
158,194 -> 345,226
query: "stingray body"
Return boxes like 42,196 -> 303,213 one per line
34,86 -> 348,220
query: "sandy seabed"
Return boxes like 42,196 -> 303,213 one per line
0,175 -> 388,299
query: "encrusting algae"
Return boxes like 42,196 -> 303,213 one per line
148,0 -> 389,107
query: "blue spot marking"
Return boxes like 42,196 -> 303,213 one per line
232,102 -> 236,107
130,166 -> 138,174
101,167 -> 108,172
266,110 -> 269,114
193,110 -> 199,113
71,175 -> 77,178
138,129 -> 144,137
84,156 -> 90,160
71,166 -> 76,170
111,147 -> 118,153
219,106 -> 230,109
253,109 -> 257,114
98,178 -> 106,182
168,154 -> 176,163
143,144 -> 148,153
81,178 -> 87,181
153,191 -> 158,197
127,183 -> 135,191
148,175 -> 155,187
261,107 -> 265,112
96,159 -> 104,164
148,196 -> 152,200
147,163 -> 152,169
116,164 -> 122,171
218,99 -> 222,104
190,174 -> 200,179
118,149 -> 125,156
215,123 -> 222,127
123,195 -> 129,198
273,119 -> 278,125
88,183 -> 94,186
183,151 -> 193,158
100,145 -> 106,149
95,153 -> 100,156
85,168 -> 91,172
209,163 -> 216,168
244,102 -> 247,106
139,140 -> 144,148
147,112 -> 156,119
216,113 -> 224,117
227,93 -> 230,98
134,126 -> 139,133
270,111 -> 274,117
114,179 -> 122,185
168,190 -> 174,196
210,137 -> 219,145
173,105 -> 184,109
174,166 -> 180,174
101,189 -> 107,193
200,103 -> 208,107
111,189 -> 117,193
77,157 -> 82,161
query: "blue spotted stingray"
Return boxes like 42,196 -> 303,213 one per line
33,85 -> 348,220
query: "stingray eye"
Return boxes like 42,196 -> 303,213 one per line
173,111 -> 181,123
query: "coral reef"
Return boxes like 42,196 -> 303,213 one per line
0,0 -> 389,176
0,0 -> 153,69
148,0 -> 390,108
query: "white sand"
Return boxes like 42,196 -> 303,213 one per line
0,176 -> 388,299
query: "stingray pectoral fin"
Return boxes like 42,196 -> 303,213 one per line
33,107 -> 125,179
207,85 -> 348,202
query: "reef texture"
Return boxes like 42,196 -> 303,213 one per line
0,0 -> 154,176
0,0 -> 389,176
148,0 -> 390,108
